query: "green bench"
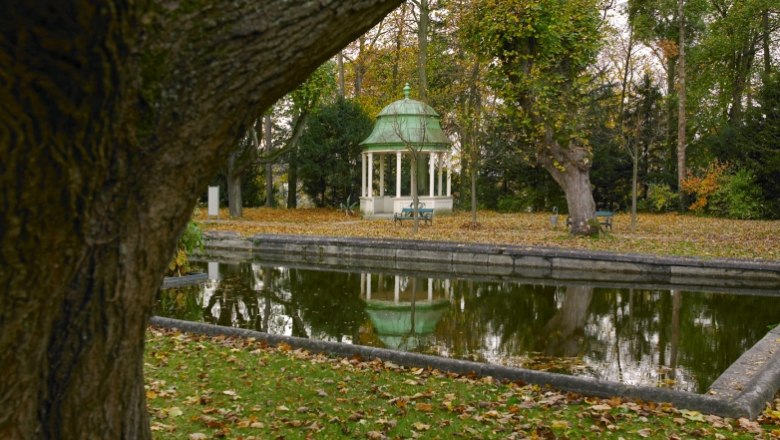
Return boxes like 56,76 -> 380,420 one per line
566,210 -> 614,231
394,206 -> 434,226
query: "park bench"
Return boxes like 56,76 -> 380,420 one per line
566,210 -> 614,231
393,204 -> 434,226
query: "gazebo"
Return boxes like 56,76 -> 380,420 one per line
359,84 -> 453,216
360,273 -> 451,351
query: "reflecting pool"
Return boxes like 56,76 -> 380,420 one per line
155,261 -> 780,393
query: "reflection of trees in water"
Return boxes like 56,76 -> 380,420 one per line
158,264 -> 780,392
201,263 -> 367,342
541,285 -> 593,358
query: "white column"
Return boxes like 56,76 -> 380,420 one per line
360,272 -> 365,297
394,276 -> 400,304
446,153 -> 452,197
367,152 -> 373,197
396,152 -> 402,197
429,152 -> 435,197
437,152 -> 443,196
428,278 -> 433,302
361,153 -> 366,197
379,154 -> 385,197
367,273 -> 372,300
445,279 -> 451,299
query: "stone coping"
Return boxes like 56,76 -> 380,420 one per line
202,232 -> 780,286
150,316 -> 780,419
161,272 -> 208,289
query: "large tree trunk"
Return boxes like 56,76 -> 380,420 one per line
0,1 -> 402,438
539,134 -> 597,235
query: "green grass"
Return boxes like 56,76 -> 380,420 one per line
145,328 -> 780,439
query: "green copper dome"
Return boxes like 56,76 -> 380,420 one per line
360,83 -> 451,152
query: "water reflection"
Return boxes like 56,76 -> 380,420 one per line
155,262 -> 780,393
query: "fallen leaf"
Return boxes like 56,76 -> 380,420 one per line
412,422 -> 430,431
415,403 -> 433,413
637,427 -> 652,437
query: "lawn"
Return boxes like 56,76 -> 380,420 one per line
195,208 -> 780,261
163,208 -> 780,438
145,328 -> 780,439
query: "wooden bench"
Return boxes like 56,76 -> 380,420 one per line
566,210 -> 614,231
393,206 -> 434,226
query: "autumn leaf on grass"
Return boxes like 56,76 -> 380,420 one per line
415,402 -> 433,413
412,422 -> 430,431
550,420 -> 570,430
636,427 -> 653,437
680,409 -> 705,422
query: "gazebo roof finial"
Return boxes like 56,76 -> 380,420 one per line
403,83 -> 411,100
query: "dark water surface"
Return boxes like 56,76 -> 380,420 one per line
155,261 -> 780,393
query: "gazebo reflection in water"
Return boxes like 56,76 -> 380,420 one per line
359,273 -> 452,351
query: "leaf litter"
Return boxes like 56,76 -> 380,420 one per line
145,327 -> 780,439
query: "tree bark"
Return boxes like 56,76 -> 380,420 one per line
264,114 -> 275,207
417,0 -> 429,101
0,1 -> 401,438
763,9 -> 772,76
227,156 -> 244,217
337,51 -> 346,98
538,133 -> 597,235
677,0 -> 687,209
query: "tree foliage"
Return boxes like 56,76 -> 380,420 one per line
298,99 -> 373,206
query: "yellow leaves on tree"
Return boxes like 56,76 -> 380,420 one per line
681,160 -> 729,213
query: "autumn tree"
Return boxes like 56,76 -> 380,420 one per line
463,0 -> 604,234
0,1 -> 401,438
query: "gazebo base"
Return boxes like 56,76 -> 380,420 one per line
360,195 -> 453,216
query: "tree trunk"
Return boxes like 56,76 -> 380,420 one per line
391,2 -> 407,93
337,51 -> 346,98
631,138 -> 639,231
354,36 -> 366,98
763,9 -> 771,76
227,154 -> 244,217
417,0 -> 429,101
411,153 -> 420,234
264,114 -> 274,207
539,134 -> 597,235
677,0 -> 687,209
0,1 -> 402,438
287,143 -> 299,209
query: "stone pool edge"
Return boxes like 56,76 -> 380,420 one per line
149,316 -> 749,418
201,232 -> 780,287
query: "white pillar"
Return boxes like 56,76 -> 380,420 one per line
445,279 -> 451,299
361,272 -> 366,297
437,152 -> 443,196
429,152 -> 435,197
446,153 -> 452,197
379,154 -> 385,197
394,276 -> 400,304
367,152 -> 373,197
396,152 -> 402,197
367,273 -> 372,300
361,153 -> 366,197
428,278 -> 433,302
208,186 -> 219,217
